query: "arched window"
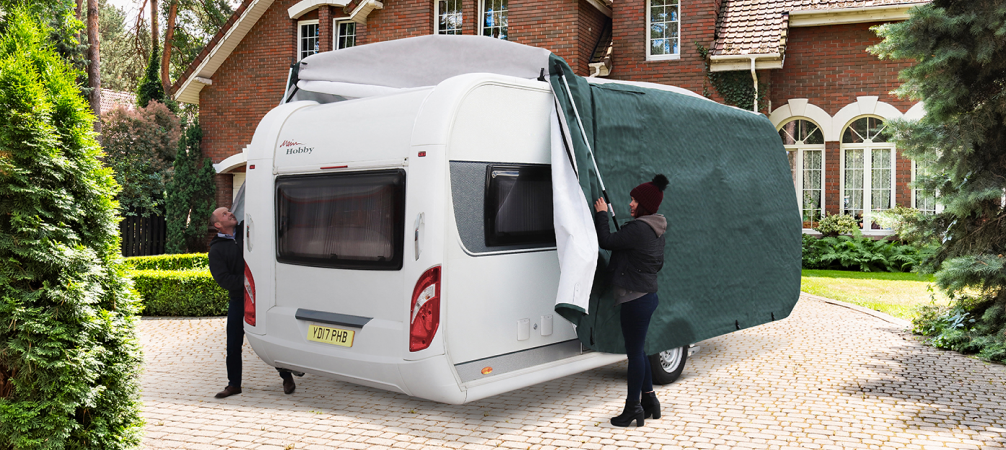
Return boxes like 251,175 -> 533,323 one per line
779,119 -> 824,228
841,117 -> 895,229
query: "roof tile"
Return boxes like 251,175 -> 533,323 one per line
713,0 -> 926,56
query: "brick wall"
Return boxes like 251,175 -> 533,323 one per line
607,0 -> 716,94
769,23 -> 914,117
577,1 -> 609,76
772,23 -> 917,212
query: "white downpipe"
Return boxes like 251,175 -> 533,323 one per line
749,56 -> 759,112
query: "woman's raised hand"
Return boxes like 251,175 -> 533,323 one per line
594,198 -> 608,213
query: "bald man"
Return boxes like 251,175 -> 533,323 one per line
208,207 -> 296,398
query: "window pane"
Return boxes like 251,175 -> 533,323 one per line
337,22 -> 356,49
648,0 -> 679,57
276,170 -> 405,270
485,165 -> 555,247
438,0 -> 463,35
844,149 -> 864,222
482,0 -> 508,40
802,150 -> 823,223
915,159 -> 938,214
300,23 -> 319,60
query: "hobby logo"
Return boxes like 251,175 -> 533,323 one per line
279,139 -> 313,155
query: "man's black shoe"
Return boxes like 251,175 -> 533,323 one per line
215,385 -> 241,398
283,377 -> 296,395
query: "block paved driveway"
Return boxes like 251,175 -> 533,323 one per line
140,294 -> 1006,450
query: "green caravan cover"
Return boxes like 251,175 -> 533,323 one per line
548,56 -> 802,355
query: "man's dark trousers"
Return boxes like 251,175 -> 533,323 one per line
226,296 -> 245,387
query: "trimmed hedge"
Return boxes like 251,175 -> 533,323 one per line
130,269 -> 228,316
125,253 -> 209,270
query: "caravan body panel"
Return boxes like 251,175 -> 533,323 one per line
243,74 -> 621,404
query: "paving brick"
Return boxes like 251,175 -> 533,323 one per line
139,296 -> 1006,449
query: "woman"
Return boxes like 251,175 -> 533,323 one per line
593,174 -> 669,427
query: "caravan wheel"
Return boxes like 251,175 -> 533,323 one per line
649,346 -> 687,385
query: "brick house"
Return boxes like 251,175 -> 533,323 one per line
172,0 -> 929,236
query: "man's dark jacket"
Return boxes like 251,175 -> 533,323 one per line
209,224 -> 244,302
594,212 -> 666,293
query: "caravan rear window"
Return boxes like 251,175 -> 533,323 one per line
276,170 -> 406,270
484,164 -> 555,247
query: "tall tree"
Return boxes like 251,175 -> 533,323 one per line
0,8 -> 144,448
161,0 -> 177,93
872,0 -> 1006,362
150,0 -> 159,54
86,0 -> 100,132
98,0 -> 149,93
166,119 -> 216,253
136,41 -> 165,107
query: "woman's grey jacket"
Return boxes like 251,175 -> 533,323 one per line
594,211 -> 667,299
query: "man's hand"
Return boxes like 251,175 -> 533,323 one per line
594,197 -> 607,213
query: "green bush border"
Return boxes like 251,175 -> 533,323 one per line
130,269 -> 227,316
125,253 -> 208,271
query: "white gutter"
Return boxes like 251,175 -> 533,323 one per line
709,53 -> 783,72
749,56 -> 759,112
788,3 -> 921,27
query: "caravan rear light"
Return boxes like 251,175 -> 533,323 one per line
409,266 -> 441,352
244,263 -> 256,326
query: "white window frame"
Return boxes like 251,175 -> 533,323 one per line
840,116 -> 896,233
779,119 -> 826,230
479,0 -> 508,40
646,0 -> 681,61
334,19 -> 356,50
911,159 -> 942,215
297,19 -> 320,61
435,0 -> 463,35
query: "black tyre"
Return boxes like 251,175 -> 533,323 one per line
649,346 -> 687,385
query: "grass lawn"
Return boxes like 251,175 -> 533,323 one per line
801,270 -> 951,321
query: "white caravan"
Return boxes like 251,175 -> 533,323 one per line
241,72 -> 689,404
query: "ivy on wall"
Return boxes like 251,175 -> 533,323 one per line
696,42 -> 769,112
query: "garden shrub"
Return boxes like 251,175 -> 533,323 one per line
124,253 -> 208,271
129,270 -> 227,316
101,100 -> 180,217
912,295 -> 1006,363
814,213 -> 860,237
0,9 -> 143,449
802,234 -> 927,272
165,119 -> 215,253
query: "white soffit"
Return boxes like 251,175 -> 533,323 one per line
349,0 -> 383,24
214,151 -> 248,174
708,54 -> 784,72
288,0 -> 350,19
586,0 -> 612,18
788,4 -> 923,28
174,0 -> 276,105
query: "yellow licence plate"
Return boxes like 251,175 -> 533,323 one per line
307,324 -> 355,347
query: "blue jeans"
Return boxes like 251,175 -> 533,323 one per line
620,292 -> 658,403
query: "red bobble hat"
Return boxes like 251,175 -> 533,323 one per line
630,174 -> 669,217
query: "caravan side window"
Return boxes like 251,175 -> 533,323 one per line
276,170 -> 406,270
484,164 -> 555,247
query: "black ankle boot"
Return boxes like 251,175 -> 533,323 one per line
610,401 -> 645,427
641,391 -> 661,419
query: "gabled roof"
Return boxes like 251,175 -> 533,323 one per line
171,0 -> 274,105
711,0 -> 927,71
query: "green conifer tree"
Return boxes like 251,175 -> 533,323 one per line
0,8 -> 144,449
135,42 -> 165,108
872,0 -> 1006,362
165,119 -> 216,253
